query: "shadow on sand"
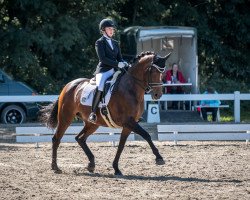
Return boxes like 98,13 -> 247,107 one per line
73,171 -> 242,183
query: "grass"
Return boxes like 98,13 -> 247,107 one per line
220,109 -> 250,123
240,110 -> 250,123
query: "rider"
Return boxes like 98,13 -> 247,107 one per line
88,18 -> 127,123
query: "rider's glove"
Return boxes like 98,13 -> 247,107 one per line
123,61 -> 128,67
118,62 -> 126,68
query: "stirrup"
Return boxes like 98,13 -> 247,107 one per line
88,112 -> 97,122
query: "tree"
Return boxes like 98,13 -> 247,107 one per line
0,0 -> 249,94
157,0 -> 250,92
0,0 -> 125,93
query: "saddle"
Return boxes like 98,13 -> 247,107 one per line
89,70 -> 123,100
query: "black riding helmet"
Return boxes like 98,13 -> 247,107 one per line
99,18 -> 116,31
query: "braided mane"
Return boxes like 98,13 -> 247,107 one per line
131,51 -> 156,65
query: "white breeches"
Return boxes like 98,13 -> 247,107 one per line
95,68 -> 115,91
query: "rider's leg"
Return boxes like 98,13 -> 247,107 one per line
88,88 -> 102,122
88,69 -> 114,122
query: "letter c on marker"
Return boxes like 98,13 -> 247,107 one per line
151,106 -> 157,114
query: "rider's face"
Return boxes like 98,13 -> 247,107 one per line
104,27 -> 115,37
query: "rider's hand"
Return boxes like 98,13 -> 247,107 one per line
123,61 -> 128,67
118,62 -> 126,68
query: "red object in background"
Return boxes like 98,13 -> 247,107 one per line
165,69 -> 186,93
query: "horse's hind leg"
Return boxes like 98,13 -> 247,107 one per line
51,134 -> 61,172
75,121 -> 99,173
113,127 -> 131,175
52,111 -> 75,173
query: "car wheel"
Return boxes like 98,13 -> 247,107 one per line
1,105 -> 26,124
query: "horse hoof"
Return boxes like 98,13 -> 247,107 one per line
114,170 -> 123,176
87,167 -> 95,173
52,167 -> 62,174
54,169 -> 62,174
87,163 -> 95,173
156,158 -> 165,165
51,164 -> 62,173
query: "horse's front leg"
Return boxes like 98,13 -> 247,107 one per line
125,118 -> 165,165
113,128 -> 130,176
75,122 -> 99,173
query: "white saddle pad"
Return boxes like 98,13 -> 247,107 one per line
79,83 -> 112,107
79,71 -> 122,107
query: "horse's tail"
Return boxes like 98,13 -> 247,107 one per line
39,99 -> 59,129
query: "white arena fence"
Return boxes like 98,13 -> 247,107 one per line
145,91 -> 250,123
15,126 -> 130,147
1,91 -> 250,122
157,124 -> 250,145
14,124 -> 250,147
1,92 -> 250,146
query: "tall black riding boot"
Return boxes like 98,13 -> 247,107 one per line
88,89 -> 103,122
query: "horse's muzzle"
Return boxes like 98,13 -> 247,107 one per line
151,92 -> 162,100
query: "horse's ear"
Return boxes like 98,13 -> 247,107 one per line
163,52 -> 172,60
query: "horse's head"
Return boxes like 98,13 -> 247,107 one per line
146,52 -> 172,100
128,51 -> 171,100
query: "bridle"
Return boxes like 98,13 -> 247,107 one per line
125,60 -> 165,93
145,62 -> 165,93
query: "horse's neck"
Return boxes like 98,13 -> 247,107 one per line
128,66 -> 147,84
125,66 -> 147,98
121,55 -> 152,100
128,55 -> 152,84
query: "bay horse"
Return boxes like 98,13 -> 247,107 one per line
40,51 -> 171,175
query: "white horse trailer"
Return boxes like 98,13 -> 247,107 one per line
120,26 -> 198,94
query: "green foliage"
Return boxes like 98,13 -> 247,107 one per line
195,0 -> 250,93
0,0 -> 249,94
157,0 -> 249,93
